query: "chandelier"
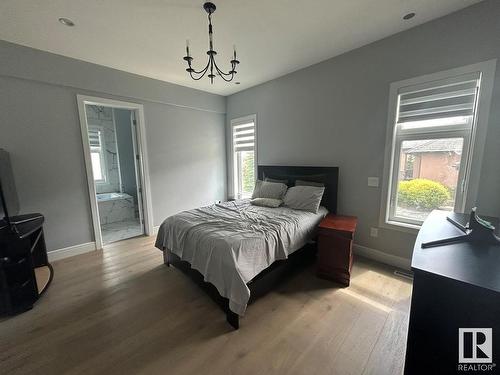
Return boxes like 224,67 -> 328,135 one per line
183,2 -> 239,84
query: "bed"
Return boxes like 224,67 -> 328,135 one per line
155,165 -> 339,329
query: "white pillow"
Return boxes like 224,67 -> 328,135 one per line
252,180 -> 288,200
283,185 -> 325,213
250,198 -> 283,208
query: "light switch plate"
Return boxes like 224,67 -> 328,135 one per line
368,177 -> 379,187
370,227 -> 379,237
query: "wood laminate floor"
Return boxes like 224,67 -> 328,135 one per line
0,236 -> 412,375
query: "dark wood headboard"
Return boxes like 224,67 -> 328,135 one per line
257,165 -> 339,214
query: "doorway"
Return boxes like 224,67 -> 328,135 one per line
77,96 -> 153,249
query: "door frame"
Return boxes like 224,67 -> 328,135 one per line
129,111 -> 145,231
77,95 -> 154,250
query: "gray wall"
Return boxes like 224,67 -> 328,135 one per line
114,108 -> 137,200
226,0 -> 500,260
0,40 -> 226,251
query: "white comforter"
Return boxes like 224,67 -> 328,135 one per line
155,199 -> 327,315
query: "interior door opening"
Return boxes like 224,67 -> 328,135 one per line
77,96 -> 152,249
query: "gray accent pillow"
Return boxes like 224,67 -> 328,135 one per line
283,186 -> 325,213
250,198 -> 283,208
295,179 -> 325,187
252,180 -> 288,199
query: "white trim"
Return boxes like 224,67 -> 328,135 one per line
77,95 -> 154,249
379,60 -> 497,233
353,244 -> 411,271
129,111 -> 145,230
129,105 -> 154,237
46,240 -> 411,270
152,225 -> 161,236
77,98 -> 103,249
48,242 -> 96,262
228,114 -> 257,199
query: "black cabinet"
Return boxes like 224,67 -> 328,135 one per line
404,210 -> 500,374
0,214 -> 53,314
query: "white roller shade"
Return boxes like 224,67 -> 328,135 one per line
397,73 -> 481,124
88,128 -> 102,149
232,122 -> 255,152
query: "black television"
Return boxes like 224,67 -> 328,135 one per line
0,149 -> 42,227
0,149 -> 20,223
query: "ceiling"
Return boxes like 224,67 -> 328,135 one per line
0,0 -> 482,96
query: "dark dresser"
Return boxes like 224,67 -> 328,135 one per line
0,214 -> 53,314
404,210 -> 500,374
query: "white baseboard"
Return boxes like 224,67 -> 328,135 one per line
353,243 -> 411,270
48,242 -> 96,262
46,237 -> 410,270
152,225 -> 160,236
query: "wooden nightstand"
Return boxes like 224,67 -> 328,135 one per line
316,214 -> 358,286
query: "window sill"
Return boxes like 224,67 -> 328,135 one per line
379,219 -> 421,235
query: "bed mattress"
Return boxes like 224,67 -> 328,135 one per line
155,199 -> 327,315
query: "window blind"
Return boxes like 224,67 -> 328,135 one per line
397,73 -> 481,124
88,128 -> 102,148
232,122 -> 255,152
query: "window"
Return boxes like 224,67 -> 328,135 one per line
230,116 -> 256,199
88,127 -> 107,183
384,71 -> 484,227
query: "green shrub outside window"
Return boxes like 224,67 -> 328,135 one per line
398,179 -> 450,210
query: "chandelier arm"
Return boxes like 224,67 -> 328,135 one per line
188,62 -> 210,80
215,67 -> 235,82
213,63 -> 235,81
213,58 -> 237,76
189,58 -> 211,75
216,72 -> 235,82
213,62 -> 234,77
189,69 -> 208,81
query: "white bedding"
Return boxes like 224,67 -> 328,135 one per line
155,199 -> 327,315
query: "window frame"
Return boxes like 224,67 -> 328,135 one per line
229,114 -> 257,199
388,129 -> 471,227
380,60 -> 497,233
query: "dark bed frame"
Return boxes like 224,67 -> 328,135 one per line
162,165 -> 339,329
